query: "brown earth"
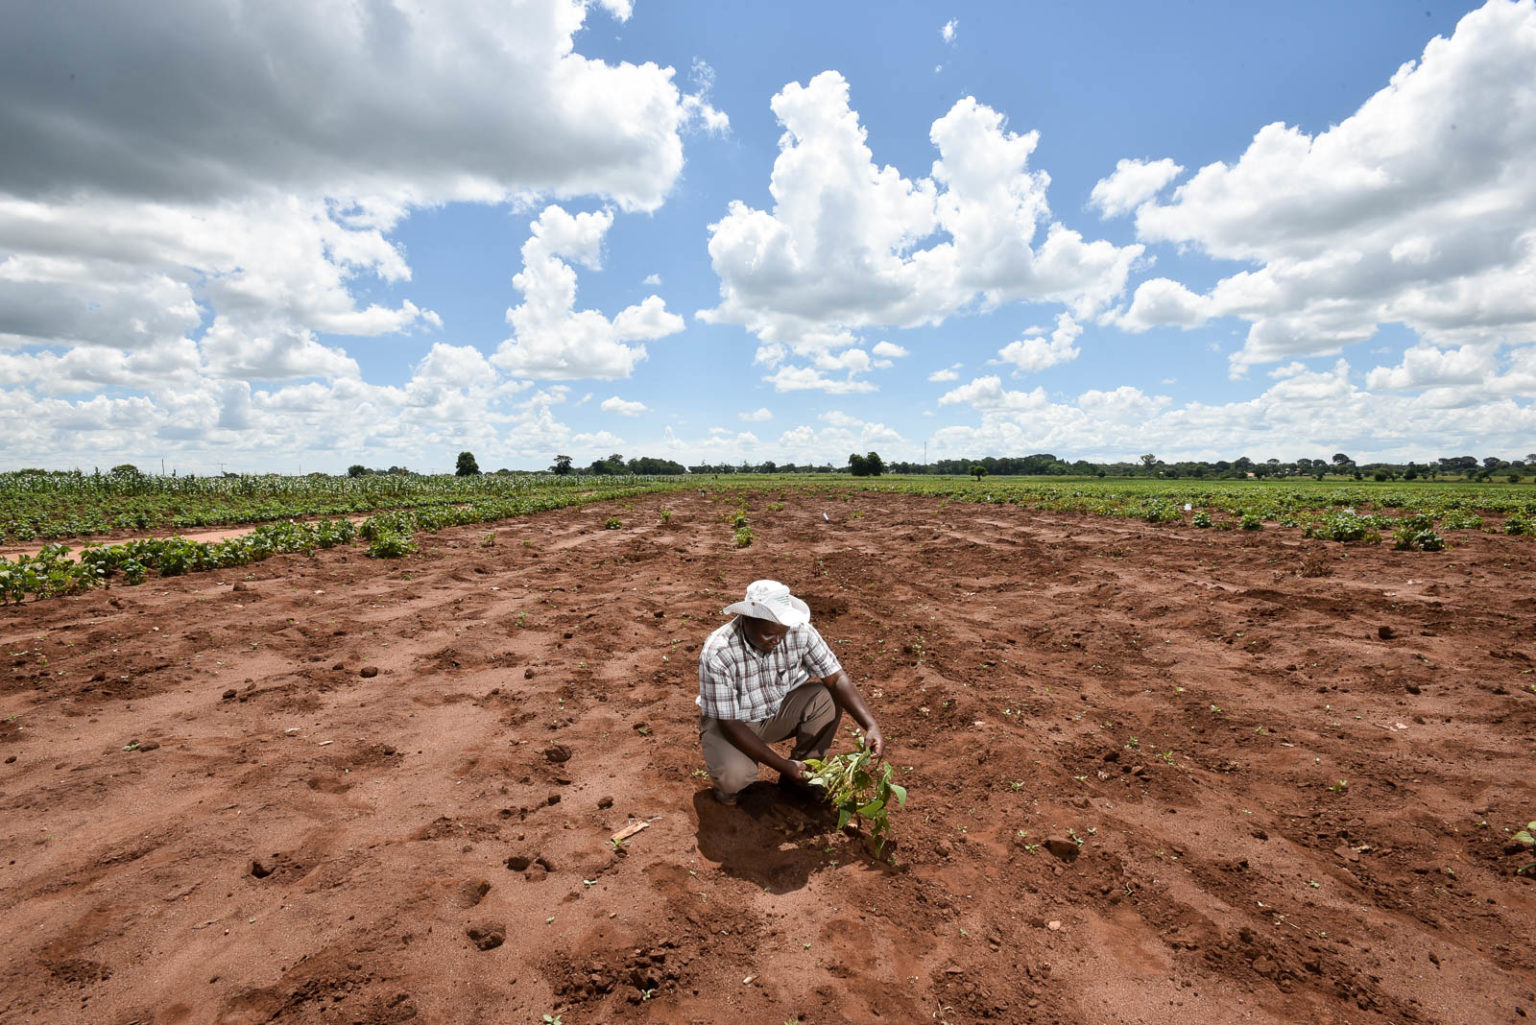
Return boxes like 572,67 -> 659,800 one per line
1,488 -> 1533,1025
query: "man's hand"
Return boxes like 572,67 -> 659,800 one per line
864,723 -> 885,758
784,759 -> 808,782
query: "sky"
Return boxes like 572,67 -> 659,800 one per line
2,0 -> 1534,475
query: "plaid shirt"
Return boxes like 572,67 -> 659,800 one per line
697,618 -> 843,722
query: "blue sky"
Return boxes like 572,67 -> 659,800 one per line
3,0 -> 1533,473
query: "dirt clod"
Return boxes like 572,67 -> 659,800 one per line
466,922 -> 505,951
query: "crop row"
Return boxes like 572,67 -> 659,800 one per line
829,476 -> 1536,520
0,470 -> 674,544
0,479 -> 686,604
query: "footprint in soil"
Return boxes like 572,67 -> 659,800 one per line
692,784 -> 827,893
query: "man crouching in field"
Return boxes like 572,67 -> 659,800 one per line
697,579 -> 884,805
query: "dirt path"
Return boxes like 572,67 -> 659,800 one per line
1,491 -> 1532,1024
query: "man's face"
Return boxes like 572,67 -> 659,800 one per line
741,616 -> 790,654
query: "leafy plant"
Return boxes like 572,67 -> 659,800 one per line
733,524 -> 753,548
1393,524 -> 1446,551
1191,510 -> 1212,528
1512,819 -> 1536,876
604,516 -> 622,529
803,737 -> 907,857
367,530 -> 416,559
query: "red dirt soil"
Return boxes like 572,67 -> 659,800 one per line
2,489 -> 1533,1025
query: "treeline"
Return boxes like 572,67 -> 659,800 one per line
558,450 -> 1532,482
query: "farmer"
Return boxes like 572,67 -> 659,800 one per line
698,579 -> 884,805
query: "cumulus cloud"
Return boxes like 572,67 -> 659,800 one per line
0,0 -> 721,211
771,412 -> 904,463
928,364 -> 962,382
941,19 -> 958,43
764,365 -> 878,394
699,71 -> 1141,386
994,313 -> 1083,374
739,407 -> 773,422
932,355 -> 1536,462
0,0 -> 721,469
1114,0 -> 1536,380
1089,158 -> 1184,218
493,205 -> 685,379
601,395 -> 648,416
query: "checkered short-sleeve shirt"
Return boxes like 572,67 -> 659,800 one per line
696,618 -> 843,722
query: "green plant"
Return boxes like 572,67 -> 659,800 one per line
604,516 -> 622,530
1239,511 -> 1263,530
1512,819 -> 1536,876
1192,510 -> 1212,528
659,508 -> 672,524
1329,779 -> 1349,793
367,530 -> 416,559
733,524 -> 753,548
542,1015 -> 563,1025
1393,524 -> 1446,551
803,737 -> 907,857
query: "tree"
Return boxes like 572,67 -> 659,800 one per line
1140,453 -> 1157,470
551,455 -> 573,475
1332,453 -> 1351,467
110,463 -> 140,477
970,464 -> 988,482
848,453 -> 868,476
455,451 -> 481,476
347,464 -> 369,478
864,451 -> 885,476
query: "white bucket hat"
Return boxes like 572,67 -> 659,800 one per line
722,579 -> 811,627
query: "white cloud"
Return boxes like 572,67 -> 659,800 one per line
1364,342 -> 1498,391
937,376 -> 1050,412
699,71 -> 1141,385
931,355 -> 1536,461
643,273 -> 662,286
773,412 -> 903,463
941,19 -> 958,44
0,0 -> 722,469
601,395 -> 648,416
1116,0 -> 1536,380
493,205 -> 685,379
764,365 -> 878,394
740,407 -> 773,422
1089,158 -> 1184,218
928,363 -> 962,382
0,0 -> 720,213
994,312 -> 1083,373
1076,385 -> 1172,423
872,340 -> 908,358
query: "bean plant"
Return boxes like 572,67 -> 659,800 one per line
803,738 -> 907,858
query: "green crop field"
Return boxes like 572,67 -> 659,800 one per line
2,470 -> 1531,605
0,469 -> 688,545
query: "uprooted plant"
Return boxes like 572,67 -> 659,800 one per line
802,737 -> 907,858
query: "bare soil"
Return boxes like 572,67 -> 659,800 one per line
2,489 -> 1533,1025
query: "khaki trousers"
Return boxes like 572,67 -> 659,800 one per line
699,681 -> 842,798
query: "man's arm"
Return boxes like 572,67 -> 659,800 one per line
717,720 -> 802,778
824,668 -> 884,757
